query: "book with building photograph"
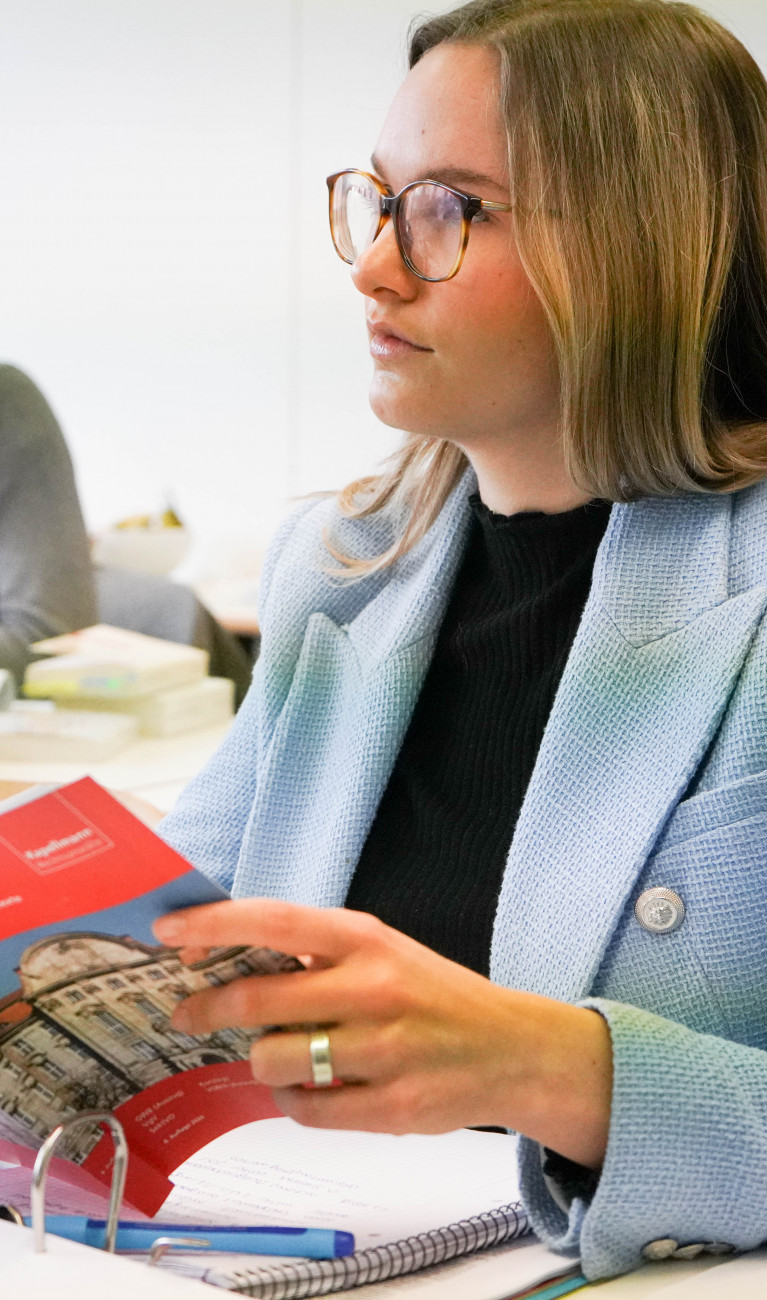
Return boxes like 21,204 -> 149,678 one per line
0,777 -> 298,1214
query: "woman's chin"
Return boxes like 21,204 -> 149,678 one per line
368,379 -> 443,437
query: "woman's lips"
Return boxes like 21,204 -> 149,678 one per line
368,328 -> 431,360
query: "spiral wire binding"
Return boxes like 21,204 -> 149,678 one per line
202,1202 -> 530,1298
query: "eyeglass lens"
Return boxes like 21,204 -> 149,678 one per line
332,173 -> 381,263
332,173 -> 465,280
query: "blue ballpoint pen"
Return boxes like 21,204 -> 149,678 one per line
20,1215 -> 355,1258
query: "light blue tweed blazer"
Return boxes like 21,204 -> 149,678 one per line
160,470 -> 767,1280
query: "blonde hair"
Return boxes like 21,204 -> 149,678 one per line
331,0 -> 767,577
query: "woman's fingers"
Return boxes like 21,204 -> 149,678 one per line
249,1022 -> 405,1089
154,898 -> 385,964
170,964 -> 374,1035
272,1076 -> 457,1137
175,945 -> 211,966
151,897 -> 544,1138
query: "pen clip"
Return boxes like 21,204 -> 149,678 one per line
32,1110 -> 128,1255
148,1236 -> 212,1266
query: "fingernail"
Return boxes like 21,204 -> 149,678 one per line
153,915 -> 184,944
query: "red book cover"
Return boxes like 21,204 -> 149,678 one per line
0,778 -> 292,1215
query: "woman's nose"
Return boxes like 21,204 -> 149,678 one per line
350,217 -> 418,300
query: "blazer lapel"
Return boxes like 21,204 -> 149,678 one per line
233,472 -> 476,904
490,493 -> 767,1000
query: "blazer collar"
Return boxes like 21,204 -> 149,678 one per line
345,481 -> 735,672
344,467 -> 477,674
234,469 -> 477,904
490,490 -> 767,999
594,493 -> 732,644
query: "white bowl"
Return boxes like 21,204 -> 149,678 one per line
91,527 -> 191,576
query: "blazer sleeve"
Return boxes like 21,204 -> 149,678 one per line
157,498 -> 319,891
0,366 -> 97,685
517,997 -> 767,1279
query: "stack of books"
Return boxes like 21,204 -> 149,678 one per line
0,626 -> 235,762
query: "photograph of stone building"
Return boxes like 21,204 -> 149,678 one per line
0,935 -> 298,1161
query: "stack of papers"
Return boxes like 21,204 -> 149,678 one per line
56,675 -> 234,737
20,625 -> 230,742
25,625 -> 208,699
0,705 -> 138,761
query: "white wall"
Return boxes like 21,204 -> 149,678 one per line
0,0 -> 434,574
0,0 -> 765,576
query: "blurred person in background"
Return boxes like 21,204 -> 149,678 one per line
0,363 -> 253,702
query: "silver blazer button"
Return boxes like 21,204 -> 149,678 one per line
642,1239 -> 679,1261
635,887 -> 685,934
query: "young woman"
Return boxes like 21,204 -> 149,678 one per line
155,0 -> 767,1279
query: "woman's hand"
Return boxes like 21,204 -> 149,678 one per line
152,898 -> 612,1169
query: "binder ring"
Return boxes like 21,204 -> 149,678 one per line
148,1235 -> 212,1266
32,1110 -> 128,1254
309,1030 -> 334,1087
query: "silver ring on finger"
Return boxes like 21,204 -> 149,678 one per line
308,1030 -> 334,1087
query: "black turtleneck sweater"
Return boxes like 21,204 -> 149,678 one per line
345,494 -> 612,976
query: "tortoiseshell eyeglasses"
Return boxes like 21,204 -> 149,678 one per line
326,168 -> 513,283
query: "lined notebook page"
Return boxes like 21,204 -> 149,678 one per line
148,1119 -> 529,1292
157,1118 -> 521,1246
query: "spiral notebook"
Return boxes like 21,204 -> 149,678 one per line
149,1119 -> 541,1298
167,1204 -> 529,1297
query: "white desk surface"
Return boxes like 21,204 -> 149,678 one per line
586,1249 -> 767,1298
351,1247 -> 767,1298
0,719 -> 232,811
